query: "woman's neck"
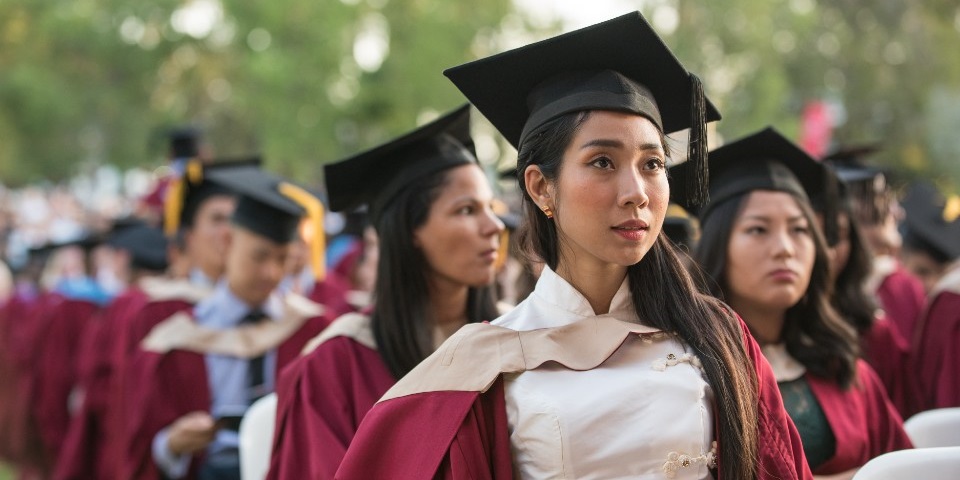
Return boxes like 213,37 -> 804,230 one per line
426,276 -> 470,349
555,260 -> 627,315
728,298 -> 786,346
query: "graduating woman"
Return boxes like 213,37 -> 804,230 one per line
689,128 -> 912,477
337,13 -> 811,480
266,105 -> 505,479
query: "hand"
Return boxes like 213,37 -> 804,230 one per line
166,411 -> 217,456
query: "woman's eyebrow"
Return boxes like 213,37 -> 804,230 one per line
579,139 -> 662,152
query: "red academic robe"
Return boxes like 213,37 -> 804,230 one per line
267,327 -> 395,479
31,295 -> 101,464
859,316 -> 920,417
0,291 -> 55,472
0,290 -> 43,464
336,318 -> 813,480
875,264 -> 927,341
120,310 -> 332,480
805,360 -> 913,475
911,286 -> 960,410
53,287 -> 150,480
307,276 -> 355,320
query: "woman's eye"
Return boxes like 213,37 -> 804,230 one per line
793,225 -> 810,235
457,206 -> 475,215
643,158 -> 665,171
746,226 -> 766,235
589,156 -> 614,169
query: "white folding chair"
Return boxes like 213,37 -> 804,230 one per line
852,447 -> 960,480
904,407 -> 960,448
239,393 -> 278,480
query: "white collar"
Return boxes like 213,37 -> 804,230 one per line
760,343 -> 807,382
496,266 -> 637,330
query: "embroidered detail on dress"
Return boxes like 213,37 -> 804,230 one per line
639,331 -> 669,344
651,352 -> 704,373
661,442 -> 717,478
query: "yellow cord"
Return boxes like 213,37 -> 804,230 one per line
279,182 -> 326,281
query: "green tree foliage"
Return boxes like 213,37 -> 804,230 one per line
658,0 -> 960,188
0,0 -> 511,185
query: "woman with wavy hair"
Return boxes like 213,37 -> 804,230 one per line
338,13 -> 811,480
690,127 -> 912,478
266,106 -> 504,479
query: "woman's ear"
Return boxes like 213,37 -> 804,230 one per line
524,165 -> 554,211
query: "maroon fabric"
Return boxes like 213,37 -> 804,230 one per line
308,276 -> 355,320
875,265 -> 927,341
31,296 -> 100,464
267,336 -> 395,480
911,290 -> 960,410
860,316 -> 921,417
337,319 -> 813,480
0,290 -> 46,466
806,360 -> 913,475
53,288 -> 150,480
121,310 -> 331,480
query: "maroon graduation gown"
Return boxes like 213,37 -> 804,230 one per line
53,287 -> 150,480
0,291 -> 56,473
860,316 -> 920,417
267,334 -> 395,479
805,360 -> 913,475
875,264 -> 926,341
911,288 -> 960,410
31,295 -> 100,464
307,276 -> 355,322
120,311 -> 331,480
336,319 -> 813,480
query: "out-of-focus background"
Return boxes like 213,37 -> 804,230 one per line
1,0 -> 958,186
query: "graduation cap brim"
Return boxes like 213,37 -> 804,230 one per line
205,166 -> 307,244
325,105 -> 476,215
901,183 -> 960,260
670,127 -> 833,223
109,225 -> 169,271
443,11 -> 720,149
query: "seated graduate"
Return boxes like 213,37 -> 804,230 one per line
823,147 -> 927,341
337,12 -> 812,480
266,105 -> 504,479
687,127 -> 913,477
55,223 -> 170,480
813,165 -> 917,417
902,182 -> 960,411
121,165 -> 331,480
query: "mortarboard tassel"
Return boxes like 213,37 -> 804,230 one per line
687,73 -> 709,208
279,182 -> 326,282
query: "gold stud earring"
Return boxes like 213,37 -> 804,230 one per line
541,204 -> 553,219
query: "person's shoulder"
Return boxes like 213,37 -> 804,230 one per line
379,322 -> 518,402
301,312 -> 374,356
138,276 -> 213,304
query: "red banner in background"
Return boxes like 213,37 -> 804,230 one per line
800,100 -> 833,159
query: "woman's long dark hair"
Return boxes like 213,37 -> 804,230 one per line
695,191 -> 859,388
831,204 -> 877,335
371,165 -> 500,379
517,112 -> 759,480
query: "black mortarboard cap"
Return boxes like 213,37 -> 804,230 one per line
108,225 -> 168,272
671,127 -> 839,244
205,166 -> 310,244
822,144 -> 890,226
900,182 -> 960,262
168,126 -> 202,159
164,157 -> 261,236
444,11 -> 720,207
822,144 -> 884,184
324,105 -> 477,223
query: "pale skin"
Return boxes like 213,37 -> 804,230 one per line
724,191 -> 816,345
184,195 -> 236,282
524,111 -> 669,315
167,226 -> 291,456
413,164 -> 504,348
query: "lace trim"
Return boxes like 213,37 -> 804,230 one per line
661,441 -> 717,478
651,352 -> 703,373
